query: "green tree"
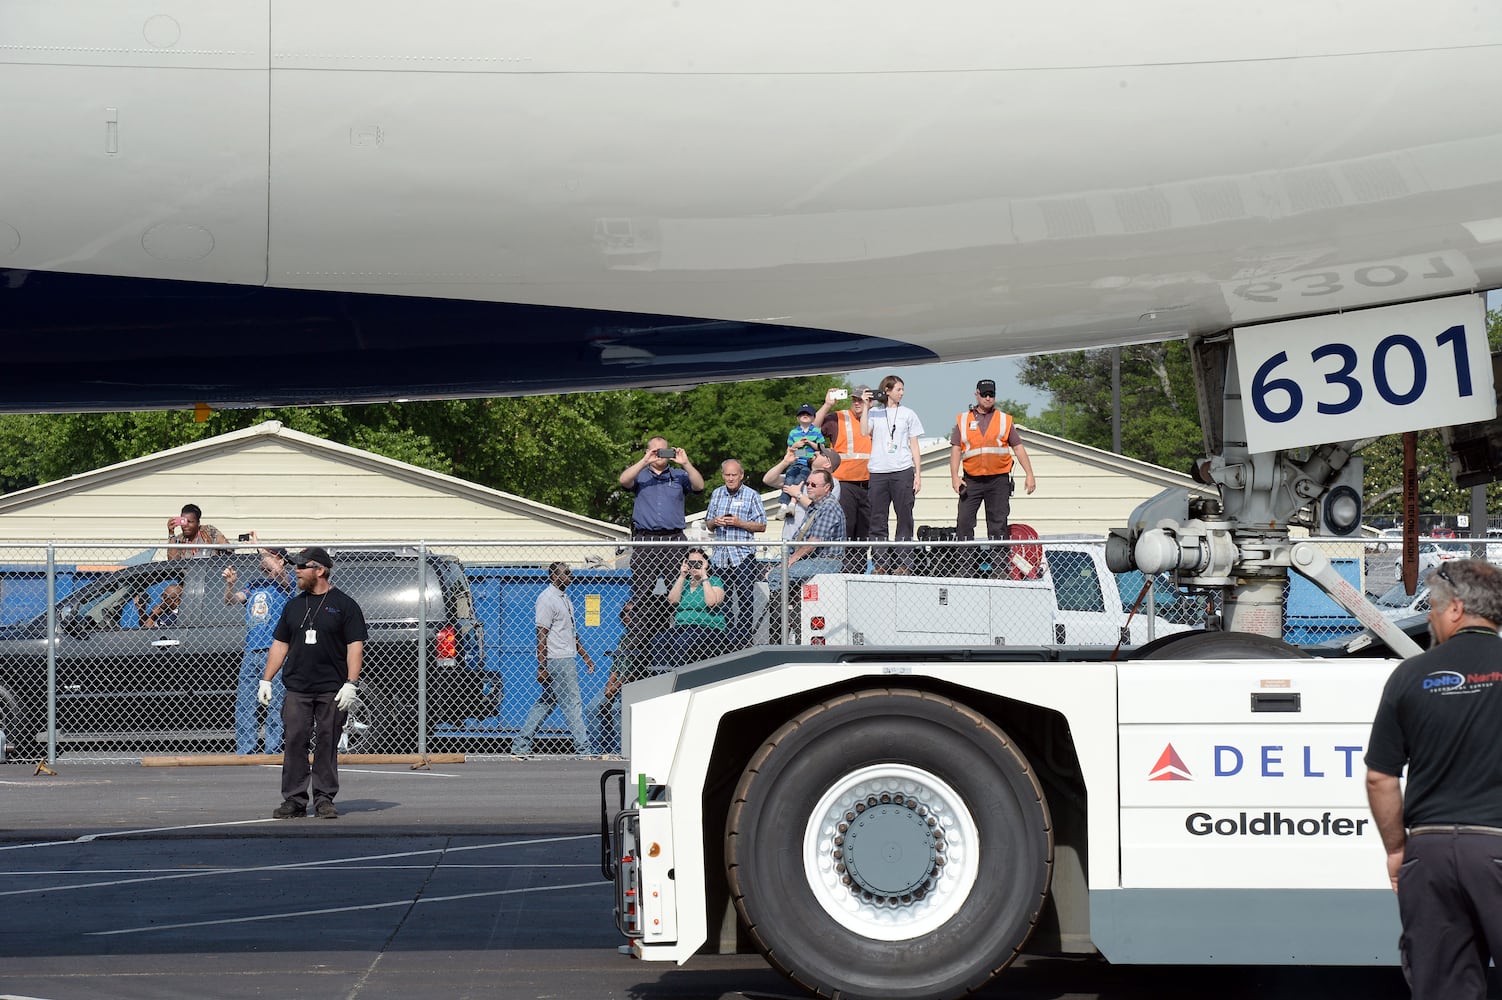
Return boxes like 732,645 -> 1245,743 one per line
0,375 -> 849,526
1019,341 -> 1202,473
1356,308 -> 1502,524
1015,309 -> 1502,525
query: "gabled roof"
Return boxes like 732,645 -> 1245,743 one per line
0,420 -> 628,538
920,424 -> 1214,494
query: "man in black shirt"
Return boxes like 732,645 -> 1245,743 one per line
259,547 -> 368,820
1366,559 -> 1502,1000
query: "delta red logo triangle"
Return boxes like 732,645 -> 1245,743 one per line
1148,743 -> 1192,781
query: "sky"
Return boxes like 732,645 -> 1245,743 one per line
848,355 -> 1050,441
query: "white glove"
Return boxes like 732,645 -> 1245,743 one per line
257,679 -> 273,706
334,681 -> 359,712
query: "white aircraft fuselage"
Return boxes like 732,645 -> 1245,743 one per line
4,1 -> 1502,409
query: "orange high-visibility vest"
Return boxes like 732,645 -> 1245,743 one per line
832,410 -> 871,481
956,409 -> 1014,476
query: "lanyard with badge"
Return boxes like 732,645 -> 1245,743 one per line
302,591 -> 329,645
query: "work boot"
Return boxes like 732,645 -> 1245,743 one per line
272,799 -> 306,819
314,799 -> 338,819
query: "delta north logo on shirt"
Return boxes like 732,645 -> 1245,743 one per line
1423,669 -> 1502,695
1149,744 -> 1192,781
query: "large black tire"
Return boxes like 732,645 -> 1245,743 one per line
725,689 -> 1052,1000
1141,630 -> 1310,660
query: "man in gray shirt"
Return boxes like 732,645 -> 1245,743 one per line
512,561 -> 596,757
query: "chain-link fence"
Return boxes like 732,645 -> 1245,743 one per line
0,535 -> 1424,763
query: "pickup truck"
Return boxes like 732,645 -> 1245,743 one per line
799,541 -> 1200,647
0,549 -> 487,759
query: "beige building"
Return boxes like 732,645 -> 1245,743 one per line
0,420 -> 627,547
754,426 -> 1215,538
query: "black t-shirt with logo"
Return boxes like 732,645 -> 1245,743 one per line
1366,630 -> 1502,827
273,586 -> 369,694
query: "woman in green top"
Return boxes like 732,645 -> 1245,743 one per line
652,546 -> 728,669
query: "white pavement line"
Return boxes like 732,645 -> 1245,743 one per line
76,818 -> 278,842
0,818 -> 279,851
0,833 -> 593,898
90,879 -> 606,935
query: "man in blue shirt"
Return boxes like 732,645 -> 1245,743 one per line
224,541 -> 296,754
618,437 -> 704,641
705,458 -> 767,642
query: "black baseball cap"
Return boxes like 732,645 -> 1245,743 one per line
262,546 -> 291,562
976,379 -> 997,395
292,546 -> 334,569
797,404 -> 817,416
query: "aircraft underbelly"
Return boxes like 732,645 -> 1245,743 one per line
4,2 -> 1502,408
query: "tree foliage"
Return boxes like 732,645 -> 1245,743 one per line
1015,310 -> 1502,527
0,375 -> 847,526
1018,340 -> 1203,475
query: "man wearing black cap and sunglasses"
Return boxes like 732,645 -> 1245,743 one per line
949,378 -> 1037,546
258,546 -> 368,819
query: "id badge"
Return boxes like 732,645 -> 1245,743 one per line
305,628 -> 318,645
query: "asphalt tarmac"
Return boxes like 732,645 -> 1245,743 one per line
0,759 -> 1427,1000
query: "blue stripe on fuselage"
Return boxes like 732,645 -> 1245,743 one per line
0,271 -> 933,411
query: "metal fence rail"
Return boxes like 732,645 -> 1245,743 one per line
0,534 -> 1407,763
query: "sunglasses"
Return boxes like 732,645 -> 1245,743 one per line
1433,563 -> 1453,585
978,391 -> 996,398
295,562 -> 324,570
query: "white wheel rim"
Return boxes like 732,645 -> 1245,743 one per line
802,763 -> 980,941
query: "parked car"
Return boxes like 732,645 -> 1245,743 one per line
0,548 -> 486,758
1391,541 -> 1465,577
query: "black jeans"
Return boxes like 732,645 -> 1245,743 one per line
712,556 -> 759,643
630,531 -> 688,641
956,473 -> 1011,541
1400,826 -> 1502,1000
281,689 -> 343,806
868,470 -> 915,571
836,479 -> 870,573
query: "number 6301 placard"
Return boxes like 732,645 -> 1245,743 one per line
1232,295 -> 1494,453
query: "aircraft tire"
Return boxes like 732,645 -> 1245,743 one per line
1140,630 -> 1310,659
725,689 -> 1052,1000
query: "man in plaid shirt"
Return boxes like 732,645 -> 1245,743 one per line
766,469 -> 846,594
705,458 -> 767,642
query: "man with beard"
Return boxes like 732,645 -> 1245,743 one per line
260,547 -> 367,819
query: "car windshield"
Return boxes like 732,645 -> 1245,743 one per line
1374,580 -> 1427,609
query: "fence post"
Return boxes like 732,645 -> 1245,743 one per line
45,543 -> 57,765
417,542 -> 429,757
780,539 -> 792,644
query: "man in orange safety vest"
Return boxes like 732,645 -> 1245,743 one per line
949,378 -> 1037,543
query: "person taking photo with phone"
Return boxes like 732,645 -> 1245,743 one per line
650,547 -> 727,670
165,503 -> 229,560
619,437 -> 703,643
822,384 -> 873,573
